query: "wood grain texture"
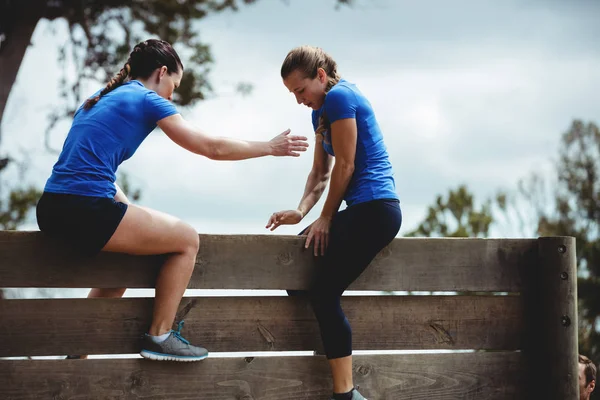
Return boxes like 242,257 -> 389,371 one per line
0,295 -> 523,357
0,231 -> 535,291
0,353 -> 526,400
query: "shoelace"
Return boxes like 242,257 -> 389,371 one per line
171,320 -> 190,345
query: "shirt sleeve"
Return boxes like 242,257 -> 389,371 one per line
324,85 -> 357,123
144,91 -> 179,123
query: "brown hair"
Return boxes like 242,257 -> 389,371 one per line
580,354 -> 597,386
281,45 -> 340,136
83,39 -> 183,110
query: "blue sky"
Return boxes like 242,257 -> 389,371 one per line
2,0 -> 599,237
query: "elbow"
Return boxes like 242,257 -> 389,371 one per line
202,139 -> 225,160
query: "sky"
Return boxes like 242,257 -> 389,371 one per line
2,0 -> 600,239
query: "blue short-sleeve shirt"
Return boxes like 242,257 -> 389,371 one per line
44,80 -> 178,197
311,79 -> 398,206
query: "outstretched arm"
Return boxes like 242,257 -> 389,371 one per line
157,114 -> 309,160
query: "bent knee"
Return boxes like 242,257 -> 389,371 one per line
177,221 -> 200,255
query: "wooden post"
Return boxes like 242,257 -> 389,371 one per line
523,237 -> 578,399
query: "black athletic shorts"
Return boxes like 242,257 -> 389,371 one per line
36,191 -> 128,256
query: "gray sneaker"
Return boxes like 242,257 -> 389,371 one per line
140,321 -> 208,362
330,389 -> 367,400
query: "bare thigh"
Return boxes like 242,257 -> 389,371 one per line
102,203 -> 199,256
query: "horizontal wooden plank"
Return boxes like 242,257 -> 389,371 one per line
0,295 -> 523,357
0,353 -> 526,400
0,231 -> 535,291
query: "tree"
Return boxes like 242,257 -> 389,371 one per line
0,153 -> 43,301
0,154 -> 41,230
1,0 -> 246,134
535,121 -> 600,364
496,120 -> 600,397
406,184 -> 493,238
494,172 -> 555,238
1,0 -> 262,149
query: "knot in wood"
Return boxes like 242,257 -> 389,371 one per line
429,322 -> 455,345
128,370 -> 147,389
277,252 -> 294,266
356,364 -> 372,376
257,322 -> 275,349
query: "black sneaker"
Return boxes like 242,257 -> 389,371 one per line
140,321 -> 208,362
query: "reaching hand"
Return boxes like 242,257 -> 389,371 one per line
266,209 -> 303,231
269,129 -> 309,157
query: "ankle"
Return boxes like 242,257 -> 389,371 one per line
332,388 -> 354,400
333,382 -> 354,394
148,331 -> 171,343
148,324 -> 172,336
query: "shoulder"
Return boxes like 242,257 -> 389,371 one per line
141,87 -> 175,109
324,80 -> 361,120
115,80 -> 157,100
326,81 -> 355,101
325,81 -> 361,110
141,87 -> 178,121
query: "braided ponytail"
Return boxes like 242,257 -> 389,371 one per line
280,46 -> 341,137
83,63 -> 130,110
315,71 -> 341,137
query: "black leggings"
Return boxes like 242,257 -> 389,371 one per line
290,198 -> 402,359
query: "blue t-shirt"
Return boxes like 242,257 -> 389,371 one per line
44,80 -> 178,197
312,79 -> 399,207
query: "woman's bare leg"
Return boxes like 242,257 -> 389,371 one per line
101,204 -> 200,335
330,355 -> 354,394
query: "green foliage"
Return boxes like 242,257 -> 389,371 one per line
537,121 -> 600,363
0,157 -> 42,230
406,184 -> 493,238
493,172 -> 555,238
0,186 -> 41,230
494,120 -> 600,379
